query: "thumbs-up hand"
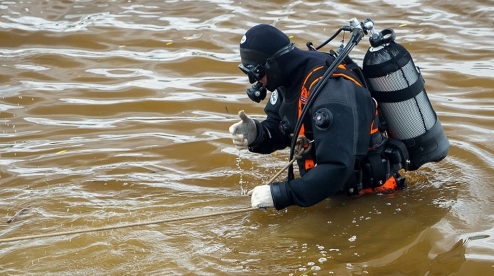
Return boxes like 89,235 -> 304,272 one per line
228,110 -> 257,149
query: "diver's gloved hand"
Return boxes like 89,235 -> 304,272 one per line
228,110 -> 257,149
247,185 -> 274,208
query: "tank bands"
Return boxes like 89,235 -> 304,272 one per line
369,76 -> 424,103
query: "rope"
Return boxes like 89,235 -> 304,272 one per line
0,136 -> 312,243
263,135 -> 312,185
0,207 -> 256,243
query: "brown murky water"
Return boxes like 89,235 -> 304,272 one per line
1,0 -> 493,275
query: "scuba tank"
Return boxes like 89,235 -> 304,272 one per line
362,28 -> 449,170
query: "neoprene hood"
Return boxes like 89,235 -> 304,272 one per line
239,24 -> 292,91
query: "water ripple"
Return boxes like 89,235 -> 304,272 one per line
0,48 -> 238,62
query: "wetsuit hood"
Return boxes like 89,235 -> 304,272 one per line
239,24 -> 292,91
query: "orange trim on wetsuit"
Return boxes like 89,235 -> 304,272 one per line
333,64 -> 363,87
298,66 -> 325,171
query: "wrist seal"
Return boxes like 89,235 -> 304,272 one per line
270,182 -> 291,210
248,120 -> 266,148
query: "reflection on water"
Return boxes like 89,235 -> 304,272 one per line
1,0 -> 493,275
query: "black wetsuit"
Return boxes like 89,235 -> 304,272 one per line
247,47 -> 376,210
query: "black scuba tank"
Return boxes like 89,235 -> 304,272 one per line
362,28 -> 449,171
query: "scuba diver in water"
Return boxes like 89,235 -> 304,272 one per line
229,23 -> 449,210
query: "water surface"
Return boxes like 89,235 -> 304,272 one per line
1,0 -> 493,275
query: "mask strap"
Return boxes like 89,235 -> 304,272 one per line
265,43 -> 294,66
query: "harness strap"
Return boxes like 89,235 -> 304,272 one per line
385,138 -> 410,171
365,152 -> 388,184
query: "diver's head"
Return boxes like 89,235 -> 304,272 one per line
238,24 -> 293,91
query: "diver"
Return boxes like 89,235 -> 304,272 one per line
229,23 -> 448,210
